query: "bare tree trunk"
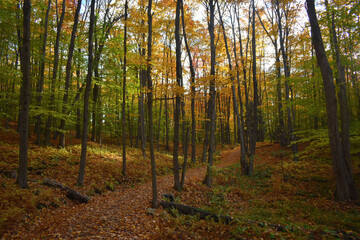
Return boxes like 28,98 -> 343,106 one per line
122,0 -> 128,177
17,0 -> 31,189
45,0 -> 66,146
59,0 -> 82,147
180,127 -> 190,191
147,0 -> 158,208
173,0 -> 182,191
35,0 -> 51,146
248,0 -> 258,175
203,0 -> 216,187
128,95 -> 134,147
325,0 -> 351,179
76,60 -> 81,139
275,0 -> 297,160
219,1 -> 247,174
78,0 -> 96,186
180,0 -> 196,163
306,0 -> 358,201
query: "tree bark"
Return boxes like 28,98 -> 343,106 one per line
219,2 -> 247,174
59,0 -> 82,147
203,0 -> 216,187
45,0 -> 66,146
173,0 -> 182,192
78,0 -> 96,186
35,0 -> 51,146
275,0 -> 297,160
180,0 -> 197,164
325,0 -> 352,180
122,0 -> 128,177
147,0 -> 158,208
17,0 -> 31,189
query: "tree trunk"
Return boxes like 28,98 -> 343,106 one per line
248,0 -> 258,176
45,0 -> 66,146
203,0 -> 216,187
122,0 -> 128,177
180,127 -> 190,191
17,0 -> 31,189
76,62 -> 81,139
78,0 -> 96,186
180,0 -> 197,163
59,0 -> 82,147
306,0 -> 358,201
35,0 -> 51,146
275,0 -> 297,160
173,0 -> 182,191
325,0 -> 352,180
147,0 -> 158,208
219,2 -> 247,173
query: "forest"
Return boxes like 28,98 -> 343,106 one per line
0,0 -> 359,238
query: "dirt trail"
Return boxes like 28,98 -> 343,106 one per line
6,147 -> 241,239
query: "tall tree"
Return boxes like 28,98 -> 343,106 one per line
78,0 -> 96,186
173,0 -> 182,191
17,0 -> 31,189
306,0 -> 358,201
45,0 -> 66,146
248,0 -> 258,175
122,0 -> 128,177
275,0 -> 298,160
203,0 -> 217,187
35,0 -> 51,146
324,0 -> 351,179
180,0 -> 197,164
59,0 -> 82,147
147,0 -> 158,208
218,2 -> 247,175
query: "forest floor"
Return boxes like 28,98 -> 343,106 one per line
1,124 -> 360,239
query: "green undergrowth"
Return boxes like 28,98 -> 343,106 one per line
157,150 -> 360,239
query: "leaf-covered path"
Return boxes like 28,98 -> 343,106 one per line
7,147 -> 241,239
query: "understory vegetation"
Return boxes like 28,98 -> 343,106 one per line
155,144 -> 360,239
1,125 -> 359,239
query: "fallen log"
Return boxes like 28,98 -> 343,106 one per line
43,178 -> 90,203
159,200 -> 233,224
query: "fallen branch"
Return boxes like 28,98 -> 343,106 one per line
159,200 -> 233,224
43,178 -> 90,203
160,200 -> 358,239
